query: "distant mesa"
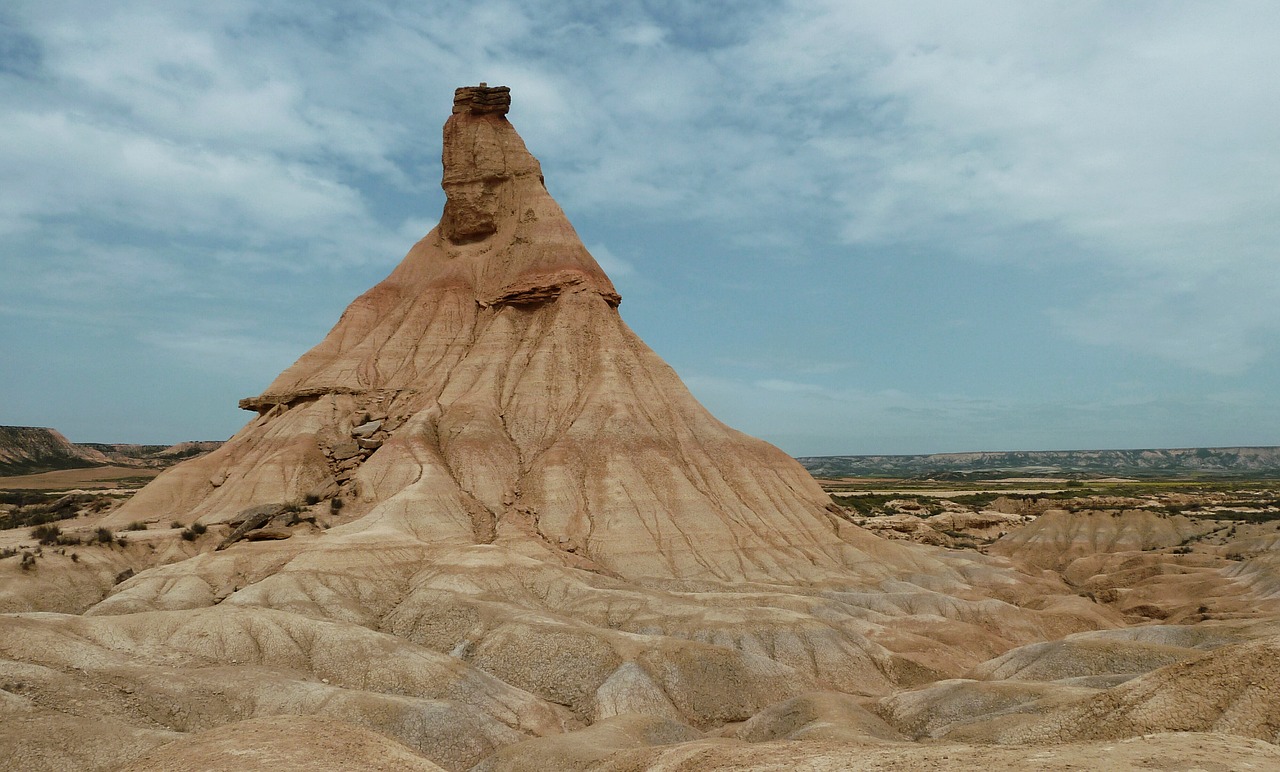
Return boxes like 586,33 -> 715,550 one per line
0,425 -> 222,477
800,446 -> 1280,479
0,426 -> 110,476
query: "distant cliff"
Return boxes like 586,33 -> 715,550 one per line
0,426 -> 223,477
0,426 -> 111,475
798,447 -> 1280,479
78,441 -> 225,468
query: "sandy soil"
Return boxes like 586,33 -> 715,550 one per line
0,466 -> 160,490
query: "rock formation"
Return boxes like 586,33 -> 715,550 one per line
107,84 -> 892,585
6,86 -> 1280,770
0,426 -> 111,475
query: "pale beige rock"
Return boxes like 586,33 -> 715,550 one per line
115,715 -> 447,771
731,691 -> 904,743
964,635 -> 1204,682
593,732 -> 1280,771
1002,634 -> 1280,745
11,85 -> 1278,772
474,712 -> 702,772
874,678 -> 1100,740
103,85 -> 872,587
990,508 -> 1217,571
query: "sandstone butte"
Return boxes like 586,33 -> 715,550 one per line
3,86 -> 1280,771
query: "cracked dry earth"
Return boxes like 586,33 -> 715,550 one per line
3,85 -> 1280,770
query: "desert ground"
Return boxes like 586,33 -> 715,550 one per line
0,466 -> 161,491
3,85 -> 1279,770
6,470 -> 1280,769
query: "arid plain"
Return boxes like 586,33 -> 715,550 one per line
3,86 -> 1279,770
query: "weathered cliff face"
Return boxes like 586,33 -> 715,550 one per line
14,86 -> 1278,771
0,426 -> 110,475
108,85 -> 857,584
800,446 -> 1280,478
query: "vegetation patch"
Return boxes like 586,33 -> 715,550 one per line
1,491 -> 116,530
1191,508 -> 1280,524
831,493 -> 946,517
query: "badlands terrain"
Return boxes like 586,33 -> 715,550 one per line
3,86 -> 1279,770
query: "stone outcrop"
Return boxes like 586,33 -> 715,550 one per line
107,84 -> 876,585
20,85 -> 1276,771
0,426 -> 110,476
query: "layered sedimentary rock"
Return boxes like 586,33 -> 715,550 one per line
0,426 -> 110,475
109,84 -> 881,585
10,86 -> 1279,770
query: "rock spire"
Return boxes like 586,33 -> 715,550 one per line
451,83 -> 511,115
110,85 -> 859,583
14,88 -> 1154,770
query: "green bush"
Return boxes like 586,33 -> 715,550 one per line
191,522 -> 207,535
125,521 -> 148,531
95,527 -> 114,544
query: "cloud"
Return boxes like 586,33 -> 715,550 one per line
726,2 -> 1280,372
684,372 -> 1280,456
616,23 -> 667,48
753,379 -> 831,395
2,1 -> 1276,448
497,2 -> 1280,375
587,243 -> 635,277
139,325 -> 306,375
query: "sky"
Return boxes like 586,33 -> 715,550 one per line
1,1 -> 1278,456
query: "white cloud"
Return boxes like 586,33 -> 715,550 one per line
684,372 -> 1279,456
616,23 -> 667,48
727,2 -> 1280,372
3,1 -> 1277,447
753,379 -> 830,395
587,243 -> 634,277
140,325 -> 305,375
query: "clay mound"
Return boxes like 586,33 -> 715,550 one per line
731,691 -> 904,744
1006,634 -> 1280,745
873,679 -> 1098,740
78,531 -> 1106,716
0,607 -> 575,769
474,713 -> 702,772
592,732 -> 1280,771
0,711 -> 178,772
1060,623 -> 1252,650
870,625 -> 1257,742
0,538 -> 174,615
116,715 -> 446,771
0,425 -> 111,475
1225,548 -> 1280,599
965,635 -> 1202,682
990,509 -> 1215,571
